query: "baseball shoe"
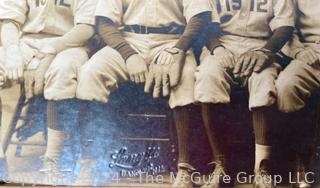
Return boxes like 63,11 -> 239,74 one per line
73,159 -> 97,186
0,158 -> 8,183
172,164 -> 194,188
39,156 -> 71,185
253,160 -> 275,188
291,158 -> 311,188
201,161 -> 228,188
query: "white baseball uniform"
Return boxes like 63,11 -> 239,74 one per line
195,0 -> 295,110
76,0 -> 213,109
276,0 -> 320,113
0,0 -> 96,100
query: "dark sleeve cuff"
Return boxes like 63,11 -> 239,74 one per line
97,16 -> 138,61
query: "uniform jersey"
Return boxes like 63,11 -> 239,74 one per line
295,0 -> 320,42
212,0 -> 294,38
95,0 -> 213,28
0,0 -> 96,36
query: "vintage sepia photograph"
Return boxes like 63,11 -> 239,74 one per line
0,0 -> 320,187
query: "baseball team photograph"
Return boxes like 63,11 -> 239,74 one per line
0,0 -> 320,187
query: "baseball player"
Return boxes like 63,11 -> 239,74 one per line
0,0 -> 96,181
75,0 -> 213,187
276,0 -> 320,187
196,0 -> 294,187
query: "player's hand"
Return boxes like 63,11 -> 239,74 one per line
4,44 -> 24,81
24,52 -> 55,100
296,47 -> 320,66
234,50 -> 273,79
155,47 -> 186,88
212,46 -> 235,69
126,54 -> 148,84
144,63 -> 164,98
0,64 -> 7,89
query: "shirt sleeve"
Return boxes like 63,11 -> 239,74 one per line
269,0 -> 295,31
95,0 -> 124,26
0,0 -> 28,25
182,0 -> 212,23
74,0 -> 98,25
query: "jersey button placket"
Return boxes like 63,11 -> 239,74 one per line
46,0 -> 55,33
238,0 -> 250,34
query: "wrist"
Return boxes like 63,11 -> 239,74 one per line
211,45 -> 225,55
166,47 -> 184,54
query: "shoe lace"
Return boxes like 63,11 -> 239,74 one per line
174,169 -> 191,186
40,156 -> 61,174
256,170 -> 273,188
206,161 -> 226,186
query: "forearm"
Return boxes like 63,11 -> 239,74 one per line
1,20 -> 20,48
206,23 -> 222,53
263,26 -> 294,53
49,24 -> 94,53
175,11 -> 211,52
97,16 -> 137,61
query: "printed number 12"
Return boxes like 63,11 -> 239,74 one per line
250,0 -> 268,12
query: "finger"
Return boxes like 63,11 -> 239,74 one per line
227,55 -> 235,69
219,56 -> 228,69
240,56 -> 252,77
162,73 -> 170,97
130,75 -> 135,82
157,54 -> 165,65
139,73 -> 146,83
144,69 -> 155,93
242,76 -> 249,88
304,54 -> 313,65
134,74 -> 140,84
244,59 -> 256,76
164,54 -> 173,65
307,52 -> 318,65
309,50 -> 319,63
233,56 -> 245,76
153,73 -> 162,98
253,58 -> 266,73
245,56 -> 258,76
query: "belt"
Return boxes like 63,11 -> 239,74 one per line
123,25 -> 185,35
221,31 -> 270,40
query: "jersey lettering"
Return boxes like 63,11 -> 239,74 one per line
35,0 -> 70,7
217,0 -> 268,13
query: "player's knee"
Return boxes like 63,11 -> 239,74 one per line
197,65 -> 226,88
78,60 -> 100,82
276,75 -> 299,113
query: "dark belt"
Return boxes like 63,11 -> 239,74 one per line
123,25 -> 185,35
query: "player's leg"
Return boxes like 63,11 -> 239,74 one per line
165,50 -> 197,188
75,46 -> 129,185
248,63 -> 281,188
276,60 -> 320,113
195,49 -> 234,188
40,47 -> 89,177
276,60 -> 320,188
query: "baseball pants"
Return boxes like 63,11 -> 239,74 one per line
76,32 -> 197,109
276,43 -> 320,113
195,35 -> 282,110
0,34 -> 89,101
